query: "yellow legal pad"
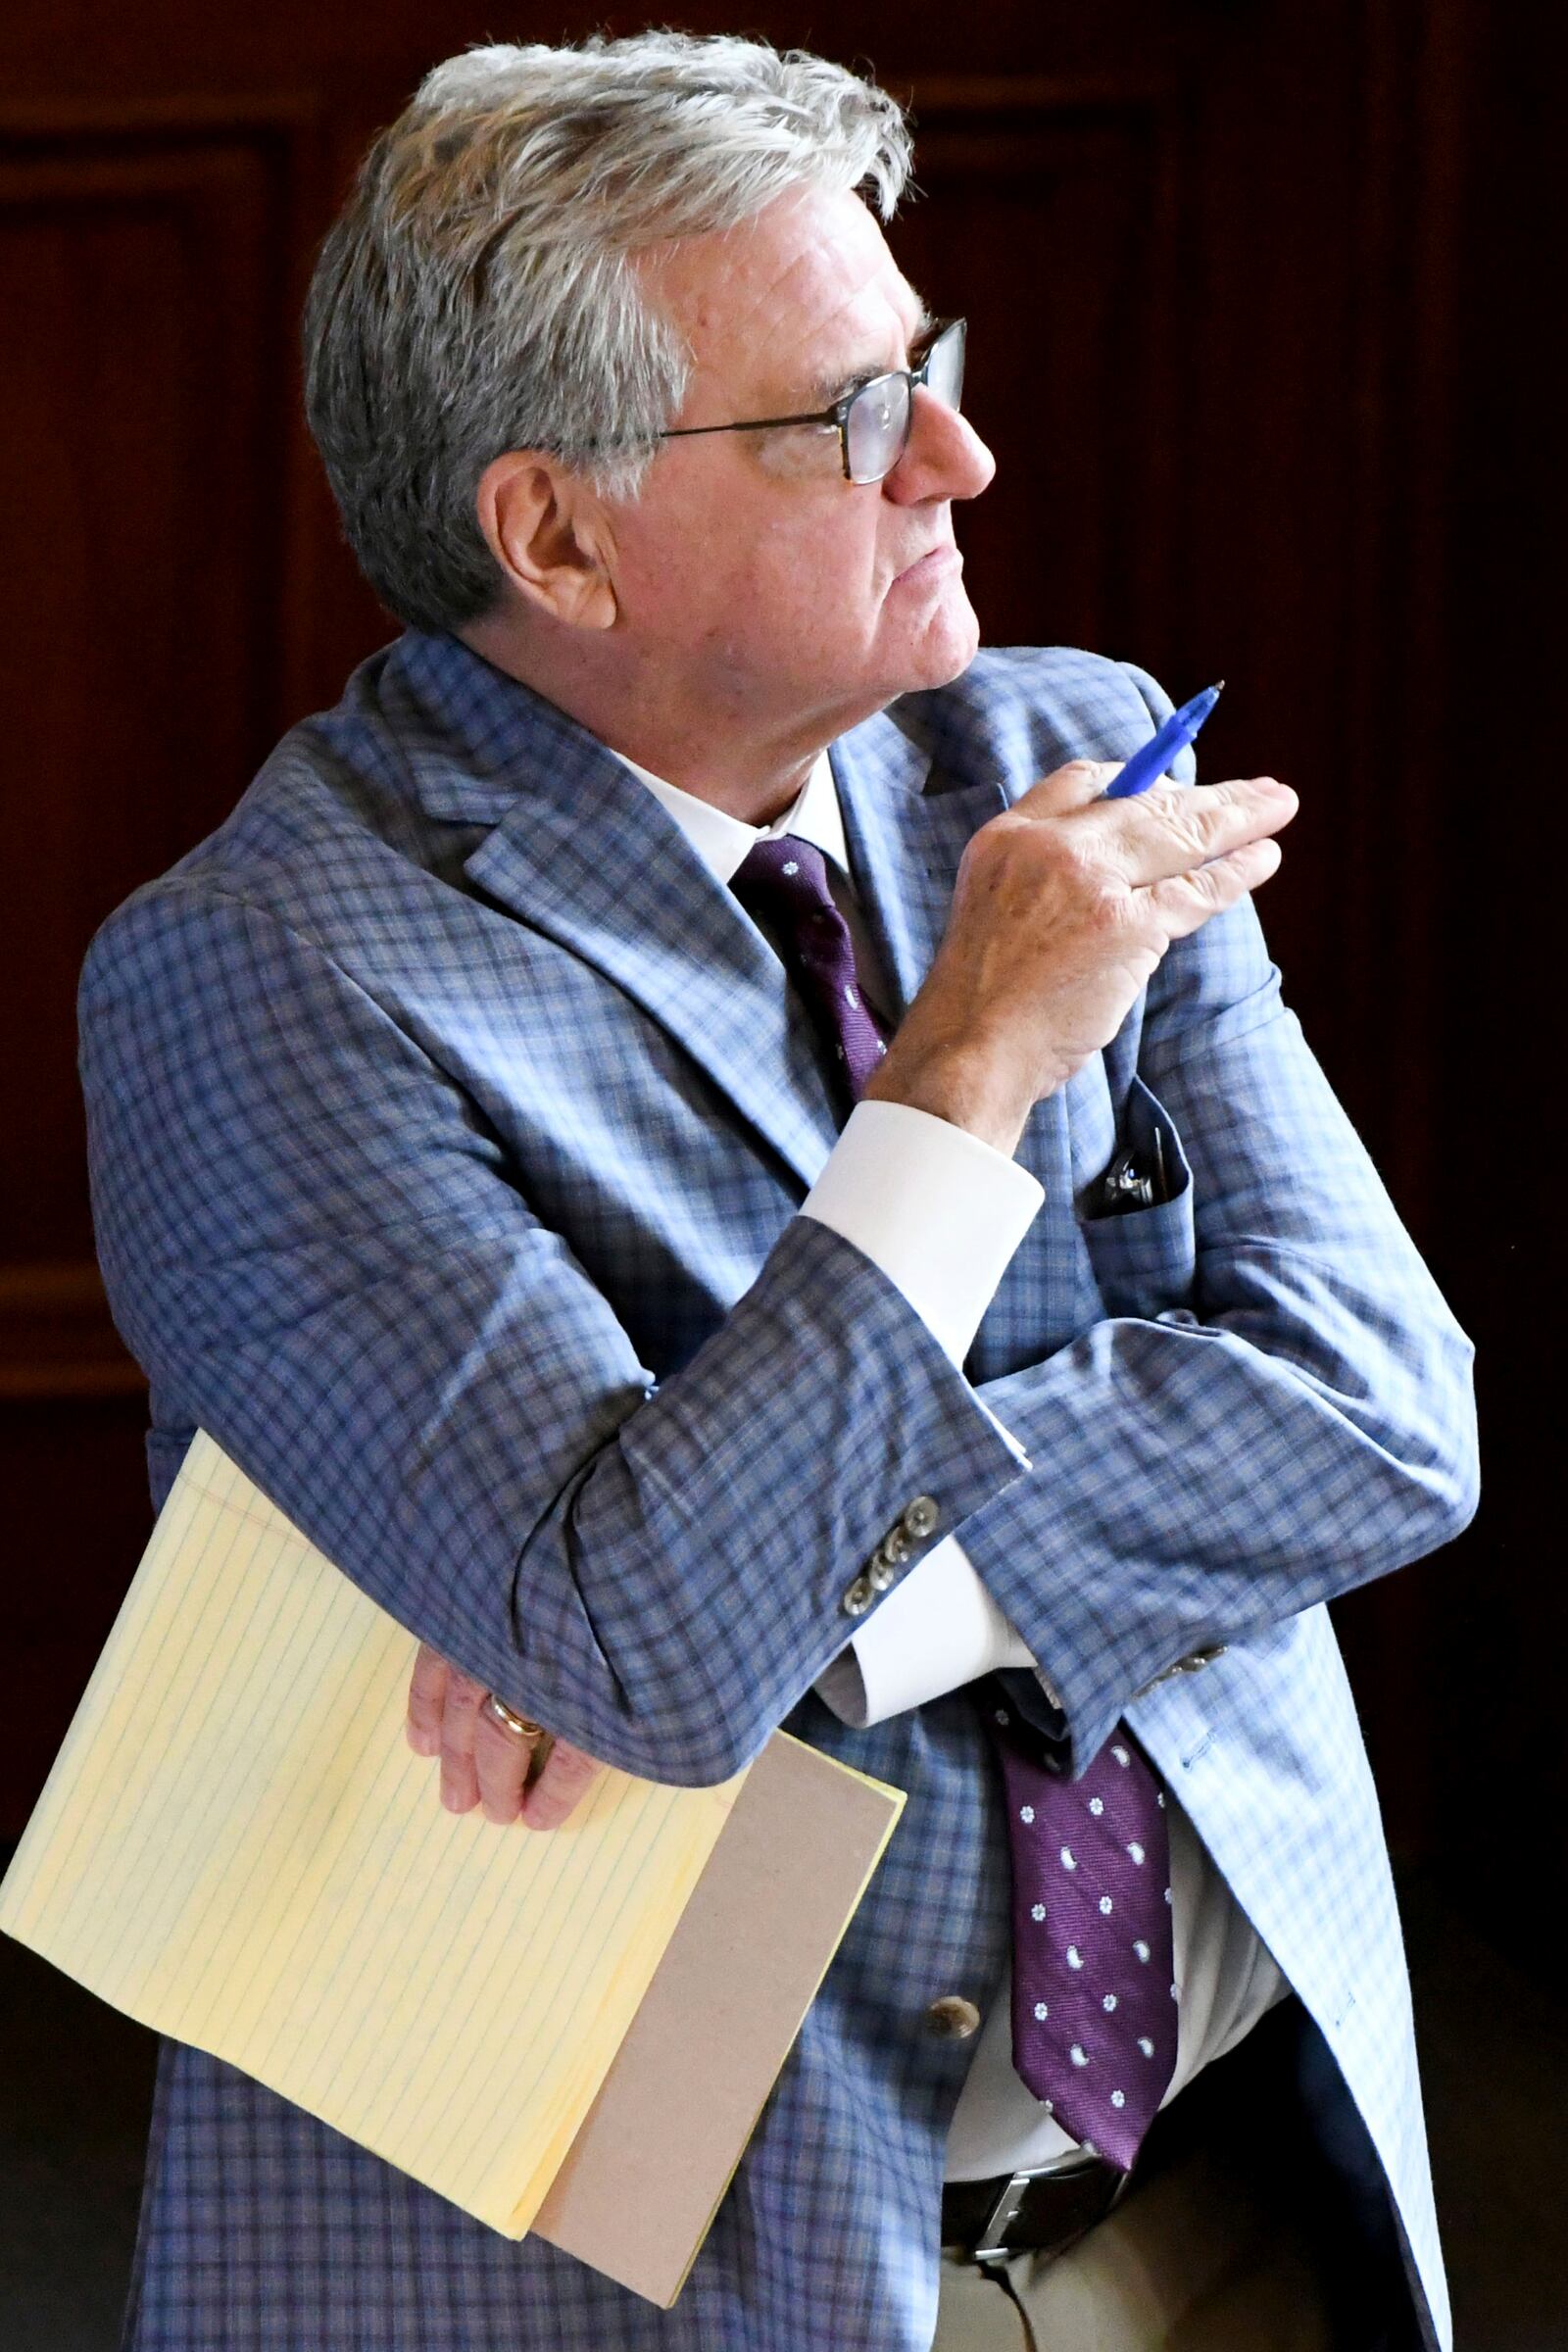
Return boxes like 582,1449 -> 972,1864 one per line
0,1433 -> 904,2279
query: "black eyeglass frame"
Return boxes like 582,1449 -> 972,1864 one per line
656,317 -> 967,484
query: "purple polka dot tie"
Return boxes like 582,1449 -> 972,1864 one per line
732,831 -> 1176,2170
985,1702 -> 1176,2169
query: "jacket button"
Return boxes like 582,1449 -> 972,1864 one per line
841,1574 -> 875,1618
902,1494 -> 940,1541
1178,1644 -> 1228,1674
878,1525 -> 913,1568
925,1995 -> 981,2039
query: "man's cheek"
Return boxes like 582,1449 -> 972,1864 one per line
754,430 -> 841,484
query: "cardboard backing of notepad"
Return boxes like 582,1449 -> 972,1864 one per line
534,1729 -> 898,2303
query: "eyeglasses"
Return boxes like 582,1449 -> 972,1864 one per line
657,317 -> 967,485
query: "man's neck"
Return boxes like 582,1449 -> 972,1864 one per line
457,617 -> 879,828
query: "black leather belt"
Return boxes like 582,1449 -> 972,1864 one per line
941,2155 -> 1128,2264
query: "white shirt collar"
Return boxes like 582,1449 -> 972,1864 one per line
613,749 -> 848,889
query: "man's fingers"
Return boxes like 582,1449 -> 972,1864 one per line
1106,776 -> 1297,887
1146,834 -> 1284,934
407,1642 -> 603,1830
1000,768 -> 1296,892
472,1705 -> 533,1824
470,1713 -> 604,1832
1010,758 -> 1125,818
520,1738 -> 604,1832
437,1661 -> 488,1812
405,1642 -> 448,1756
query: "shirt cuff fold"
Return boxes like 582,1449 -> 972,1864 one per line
801,1099 -> 1045,1367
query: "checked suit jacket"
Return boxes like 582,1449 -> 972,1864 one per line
78,631 -> 1479,2352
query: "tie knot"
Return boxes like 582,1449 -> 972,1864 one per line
731,835 -> 836,922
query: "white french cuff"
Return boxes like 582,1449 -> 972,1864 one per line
802,1096 -> 1052,1724
800,1099 -> 1045,1368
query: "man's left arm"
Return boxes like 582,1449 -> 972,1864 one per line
950,883 -> 1478,1771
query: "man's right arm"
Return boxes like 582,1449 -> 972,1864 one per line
78,883 -> 1029,1788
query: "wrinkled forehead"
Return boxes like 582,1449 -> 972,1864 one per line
639,184 -> 924,406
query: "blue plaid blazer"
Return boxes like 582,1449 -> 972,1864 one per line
79,632 -> 1478,2352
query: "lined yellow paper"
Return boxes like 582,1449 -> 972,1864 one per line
0,1434 -> 746,2236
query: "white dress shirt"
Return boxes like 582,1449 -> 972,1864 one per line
617,744 -> 1288,2180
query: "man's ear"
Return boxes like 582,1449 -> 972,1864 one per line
474,452 -> 619,631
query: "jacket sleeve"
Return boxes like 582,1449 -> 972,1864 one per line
952,670 -> 1481,1772
945,654 -> 1486,1768
78,882 -> 1028,1787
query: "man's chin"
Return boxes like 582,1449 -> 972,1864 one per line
889,590 -> 982,694
771,594 -> 981,740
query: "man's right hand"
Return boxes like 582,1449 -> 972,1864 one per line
861,760 -> 1298,1156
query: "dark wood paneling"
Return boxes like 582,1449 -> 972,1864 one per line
889,78 -> 1183,662
0,104 -> 316,1412
1410,0 -> 1565,1983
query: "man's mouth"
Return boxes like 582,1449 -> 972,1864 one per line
892,544 -> 962,587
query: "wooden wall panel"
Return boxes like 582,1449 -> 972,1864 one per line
0,105 -> 316,1408
889,79 -> 1182,662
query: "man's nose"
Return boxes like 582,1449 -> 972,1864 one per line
884,385 -> 997,504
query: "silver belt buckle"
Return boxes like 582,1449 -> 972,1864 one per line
971,2157 -> 1104,2263
971,2171 -> 1033,2263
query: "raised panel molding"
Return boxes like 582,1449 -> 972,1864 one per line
893,75 -> 1183,660
0,94 -> 320,808
0,101 -> 319,1290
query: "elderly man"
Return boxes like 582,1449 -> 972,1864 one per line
79,30 -> 1477,2352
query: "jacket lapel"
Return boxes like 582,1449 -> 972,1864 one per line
464,763 -> 852,1196
392,637 -> 845,1192
831,703 -> 1078,1212
828,706 -> 1007,1019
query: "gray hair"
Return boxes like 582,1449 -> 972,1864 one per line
302,31 -> 912,635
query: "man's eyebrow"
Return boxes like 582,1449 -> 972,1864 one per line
804,302 -> 937,408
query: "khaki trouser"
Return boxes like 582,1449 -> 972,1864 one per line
933,2002 -> 1376,2352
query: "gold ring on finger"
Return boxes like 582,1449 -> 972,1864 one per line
482,1691 -> 546,1740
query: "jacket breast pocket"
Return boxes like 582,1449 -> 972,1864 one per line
1078,1073 -> 1197,1320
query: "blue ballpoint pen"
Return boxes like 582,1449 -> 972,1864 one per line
1102,681 -> 1224,799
